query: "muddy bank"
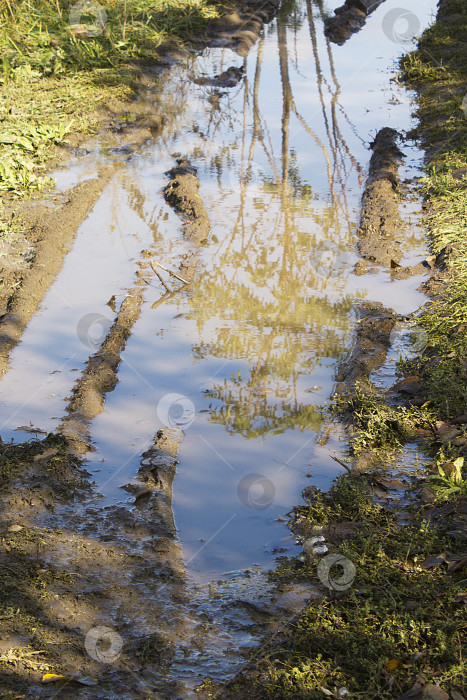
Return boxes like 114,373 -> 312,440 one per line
0,170 -> 115,375
0,426 -> 316,699
163,158 -> 211,244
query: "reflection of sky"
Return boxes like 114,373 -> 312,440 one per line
0,0 -> 436,578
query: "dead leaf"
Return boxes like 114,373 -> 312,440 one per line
398,675 -> 425,699
378,478 -> 407,490
33,448 -> 59,462
446,556 -> 467,573
422,685 -> 449,700
387,658 -> 403,670
7,525 -> 23,533
74,676 -> 99,686
42,673 -> 98,686
450,690 -> 466,700
42,674 -> 73,684
420,487 -> 437,504
435,421 -> 461,442
420,552 -> 448,569
453,592 -> 467,605
391,259 -> 402,268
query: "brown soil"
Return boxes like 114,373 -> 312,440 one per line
163,158 -> 211,244
324,0 -> 387,45
0,170 -> 115,375
58,288 -> 145,453
356,127 -> 404,267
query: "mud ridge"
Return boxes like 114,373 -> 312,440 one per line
163,157 -> 210,245
324,0 -> 387,45
0,169 -> 116,375
334,301 -> 397,398
205,0 -> 281,57
58,286 -> 145,453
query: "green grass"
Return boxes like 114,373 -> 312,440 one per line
224,477 -> 467,699
0,0 -> 224,197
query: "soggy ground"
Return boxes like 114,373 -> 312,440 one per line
0,0 -> 445,697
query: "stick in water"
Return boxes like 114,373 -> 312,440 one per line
150,260 -> 190,285
151,265 -> 171,293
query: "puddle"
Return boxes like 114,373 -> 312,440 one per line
0,0 -> 437,692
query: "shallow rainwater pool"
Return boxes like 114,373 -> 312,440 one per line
1,0 -> 436,590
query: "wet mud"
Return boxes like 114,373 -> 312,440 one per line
163,158 -> 210,244
59,288 -> 145,453
0,0 -> 443,697
334,301 -> 397,398
324,0 -> 387,45
354,127 -> 430,278
0,170 -> 115,374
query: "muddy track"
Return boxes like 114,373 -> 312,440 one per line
0,170 -> 116,375
0,0 -> 280,376
0,2 -> 451,698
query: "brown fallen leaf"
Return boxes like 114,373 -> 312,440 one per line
420,552 -> 448,569
398,675 -> 425,699
33,448 -> 59,462
450,689 -> 466,700
422,685 -> 449,700
447,556 -> 467,573
419,487 -> 437,504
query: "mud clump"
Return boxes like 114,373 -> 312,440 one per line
194,65 -> 244,88
334,300 -> 397,399
163,157 -> 210,244
324,0 -> 387,45
206,0 -> 280,56
356,127 -> 404,267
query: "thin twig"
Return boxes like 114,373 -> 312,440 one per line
151,266 -> 171,293
150,260 -> 189,285
330,451 -> 352,473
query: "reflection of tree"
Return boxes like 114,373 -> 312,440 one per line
187,3 -> 359,439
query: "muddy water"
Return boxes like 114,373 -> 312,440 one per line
0,0 -> 436,692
